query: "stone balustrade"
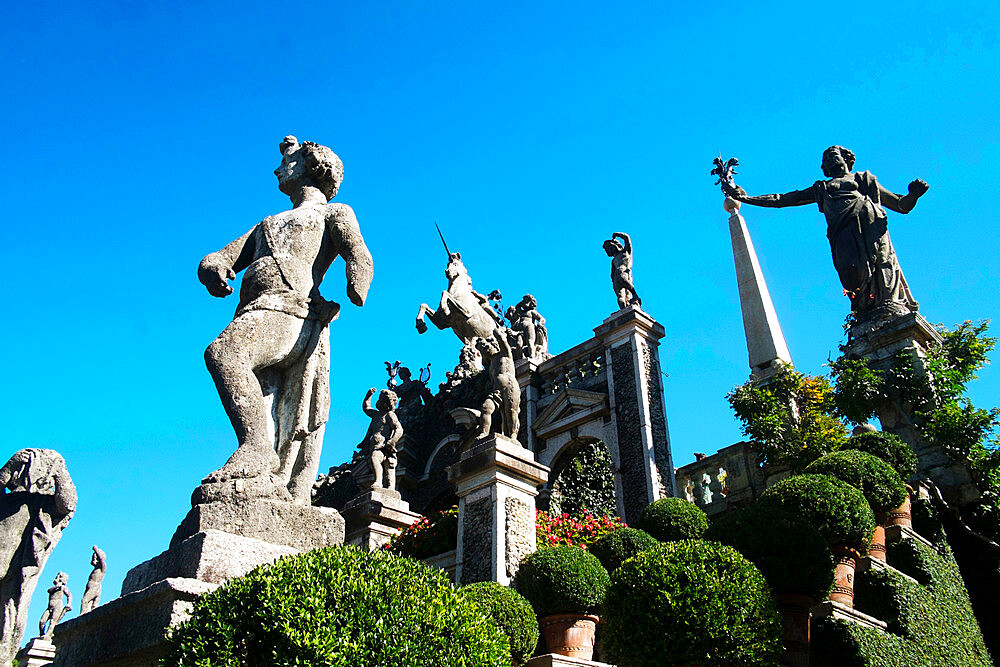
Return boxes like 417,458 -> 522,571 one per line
673,442 -> 765,516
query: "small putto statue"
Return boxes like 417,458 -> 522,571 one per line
80,545 -> 107,614
505,294 -> 548,360
475,329 -> 521,440
38,572 -> 71,639
355,388 -> 403,492
603,232 -> 641,310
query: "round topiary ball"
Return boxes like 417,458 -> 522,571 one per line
603,540 -> 783,667
517,546 -> 610,616
805,450 -> 907,513
590,528 -> 659,573
705,504 -> 834,602
637,497 -> 709,543
163,546 -> 509,666
757,474 -> 876,553
460,582 -> 539,665
843,430 -> 918,480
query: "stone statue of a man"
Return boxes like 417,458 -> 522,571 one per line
354,388 -> 402,491
475,329 -> 521,439
38,572 -> 71,639
197,136 -> 373,505
0,449 -> 76,664
603,232 -> 641,310
80,545 -> 106,614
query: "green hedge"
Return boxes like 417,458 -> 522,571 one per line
705,504 -> 833,601
757,474 -> 875,552
804,450 -> 907,513
636,497 -> 708,543
589,527 -> 659,574
163,546 -> 509,666
516,546 -> 609,616
460,582 -> 538,665
842,431 -> 918,480
603,540 -> 783,666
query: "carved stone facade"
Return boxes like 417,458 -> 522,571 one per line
459,496 -> 493,584
504,497 -> 533,580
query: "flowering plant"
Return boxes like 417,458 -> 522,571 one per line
535,509 -> 625,549
385,506 -> 458,559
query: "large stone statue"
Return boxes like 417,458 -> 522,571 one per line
505,294 -> 548,360
722,146 -> 928,322
603,232 -> 641,310
395,365 -> 432,410
37,572 -> 70,639
197,136 -> 373,504
475,329 -> 521,439
0,449 -> 76,665
79,545 -> 106,614
354,388 -> 402,491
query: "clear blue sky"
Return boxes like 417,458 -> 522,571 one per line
3,0 -> 999,630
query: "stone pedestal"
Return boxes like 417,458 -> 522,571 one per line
15,638 -> 56,666
53,499 -> 344,666
447,434 -> 548,585
342,487 -> 421,551
524,655 -> 613,667
593,306 -> 676,524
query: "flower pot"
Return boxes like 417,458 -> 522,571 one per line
540,613 -> 599,660
829,545 -> 860,607
774,593 -> 812,667
869,517 -> 887,562
886,488 -> 912,529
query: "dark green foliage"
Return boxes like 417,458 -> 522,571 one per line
589,527 -> 658,573
516,546 -> 609,615
757,474 -> 875,552
829,357 -> 884,424
603,540 -> 783,667
804,451 -> 907,513
705,505 -> 833,601
163,546 -> 510,666
728,366 -> 848,471
812,538 -> 990,666
636,497 -> 708,543
922,400 -> 1000,463
548,440 -> 618,518
460,582 -> 538,665
386,506 -> 458,559
842,430 -> 917,480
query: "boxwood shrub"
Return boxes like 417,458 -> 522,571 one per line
636,497 -> 708,543
589,527 -> 659,573
756,474 -> 875,552
804,451 -> 907,513
163,545 -> 510,666
705,504 -> 834,601
460,582 -> 538,666
516,546 -> 609,616
842,430 -> 918,480
603,540 -> 783,666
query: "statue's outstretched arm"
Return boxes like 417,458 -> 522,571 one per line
328,205 -> 374,307
199,227 -> 257,297
362,388 -> 378,418
878,179 -> 928,214
612,232 -> 632,253
729,184 -> 818,208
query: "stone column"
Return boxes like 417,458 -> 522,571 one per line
447,434 -> 549,585
342,488 -> 421,551
595,306 -> 677,525
515,357 -> 542,451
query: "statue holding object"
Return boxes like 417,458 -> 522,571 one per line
505,294 -> 548,360
80,545 -> 106,614
38,572 -> 71,639
197,136 -> 373,505
355,388 -> 403,492
603,232 -> 641,310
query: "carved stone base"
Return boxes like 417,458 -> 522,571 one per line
810,600 -> 887,631
524,655 -> 613,667
342,488 -> 421,551
189,474 -> 292,506
15,637 -> 56,666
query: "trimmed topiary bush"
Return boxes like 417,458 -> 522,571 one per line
843,430 -> 918,480
589,527 -> 659,573
603,540 -> 783,666
805,450 -> 907,513
460,582 -> 538,666
636,497 -> 708,543
516,546 -> 609,616
757,474 -> 876,552
705,504 -> 834,602
163,545 -> 510,666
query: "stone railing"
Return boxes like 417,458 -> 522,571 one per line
538,339 -> 606,396
674,442 -> 765,516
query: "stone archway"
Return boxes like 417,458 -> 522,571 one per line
544,437 -> 617,518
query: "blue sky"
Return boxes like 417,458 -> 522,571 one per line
3,0 -> 999,631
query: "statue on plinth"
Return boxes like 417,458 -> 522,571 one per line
395,365 -> 432,410
721,147 -> 929,323
80,545 -> 106,614
354,388 -> 403,492
476,329 -> 521,440
38,573 -> 71,639
196,136 -> 373,505
0,449 -> 76,664
505,294 -> 548,361
603,232 -> 641,310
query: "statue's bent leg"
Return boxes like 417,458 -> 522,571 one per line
371,449 -> 386,489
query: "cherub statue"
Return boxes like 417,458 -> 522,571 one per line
475,329 -> 521,439
197,136 -> 373,504
506,294 -> 548,360
603,232 -> 641,310
80,545 -> 107,614
38,572 -> 71,639
355,388 -> 402,491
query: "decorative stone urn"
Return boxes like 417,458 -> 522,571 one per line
829,545 -> 862,607
869,518 -> 888,562
886,487 -> 913,529
540,613 -> 600,660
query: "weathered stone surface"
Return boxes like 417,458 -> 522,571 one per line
0,449 -> 76,666
603,232 -> 640,311
641,340 -> 675,498
14,637 -> 55,667
353,388 -> 402,492
505,294 -> 549,361
123,530 -> 297,596
53,578 -> 216,667
460,496 -> 493,584
169,498 -> 344,551
611,343 -> 645,524
504,496 -> 533,580
38,572 -> 71,639
80,545 -> 106,614
342,487 -> 420,552
524,654 -> 613,667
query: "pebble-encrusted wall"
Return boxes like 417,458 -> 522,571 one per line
460,496 -> 492,584
611,343 -> 647,524
641,340 -> 674,498
504,496 -> 533,579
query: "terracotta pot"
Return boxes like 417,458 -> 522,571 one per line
886,488 -> 912,529
774,593 -> 812,667
829,545 -> 861,607
869,517 -> 887,562
540,613 -> 599,660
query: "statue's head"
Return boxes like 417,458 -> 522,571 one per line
445,252 -> 467,282
398,366 -> 412,382
603,239 -> 622,257
821,145 -> 855,178
275,135 -> 344,201
519,294 -> 537,310
476,336 -> 499,358
54,572 -> 68,586
376,389 -> 398,412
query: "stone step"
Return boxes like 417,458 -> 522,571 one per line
856,555 -> 919,585
885,524 -> 934,550
810,600 -> 887,631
